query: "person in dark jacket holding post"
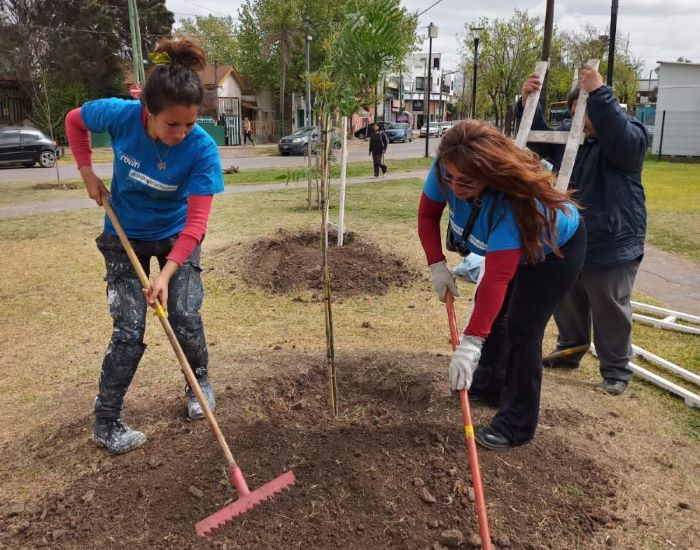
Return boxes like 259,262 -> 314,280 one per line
517,64 -> 649,396
369,123 -> 388,177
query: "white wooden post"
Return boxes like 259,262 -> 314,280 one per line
337,116 -> 349,246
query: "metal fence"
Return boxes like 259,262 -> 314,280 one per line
652,111 -> 700,157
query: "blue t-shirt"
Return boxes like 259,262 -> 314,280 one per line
81,98 -> 224,240
423,163 -> 579,256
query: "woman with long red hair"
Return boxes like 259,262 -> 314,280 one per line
418,120 -> 586,450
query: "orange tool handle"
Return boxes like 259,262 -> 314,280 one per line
446,291 -> 492,550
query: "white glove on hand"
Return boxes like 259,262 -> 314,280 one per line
449,335 -> 484,391
429,261 -> 460,302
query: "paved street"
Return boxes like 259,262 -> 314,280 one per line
0,137 -> 440,184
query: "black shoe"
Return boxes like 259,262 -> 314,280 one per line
93,418 -> 146,454
186,377 -> 216,420
595,379 -> 628,396
475,426 -> 528,450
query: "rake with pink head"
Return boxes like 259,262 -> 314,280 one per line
103,201 -> 295,537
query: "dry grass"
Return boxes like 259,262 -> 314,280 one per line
0,178 -> 698,548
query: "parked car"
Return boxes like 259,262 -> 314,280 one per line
384,122 -> 412,143
353,123 -> 375,139
438,121 -> 453,136
419,122 -> 440,138
0,126 -> 60,168
278,126 -> 341,156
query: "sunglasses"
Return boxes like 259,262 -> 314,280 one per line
443,173 -> 480,189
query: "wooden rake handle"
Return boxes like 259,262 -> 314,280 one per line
103,200 -> 237,467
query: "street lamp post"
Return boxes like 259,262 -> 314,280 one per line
470,27 -> 483,119
607,0 -> 619,87
424,22 -> 438,158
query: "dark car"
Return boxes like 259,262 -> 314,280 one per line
384,122 -> 412,143
278,126 -> 341,155
353,123 -> 375,139
0,126 -> 60,168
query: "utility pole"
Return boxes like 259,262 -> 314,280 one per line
304,18 -> 314,210
424,22 -> 437,158
470,27 -> 483,119
539,0 -> 555,112
127,0 -> 145,85
460,68 -> 467,119
607,0 -> 619,87
438,70 -> 443,122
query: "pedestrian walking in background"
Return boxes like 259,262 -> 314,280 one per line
517,64 -> 649,396
418,120 -> 585,450
243,117 -> 255,145
65,38 -> 224,454
369,123 -> 388,177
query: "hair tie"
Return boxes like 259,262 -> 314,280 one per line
148,51 -> 171,65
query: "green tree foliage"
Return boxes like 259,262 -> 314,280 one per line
175,15 -> 238,66
458,13 -> 645,127
0,0 -> 173,133
461,11 -> 541,130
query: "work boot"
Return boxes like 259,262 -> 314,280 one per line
186,377 -> 216,420
93,418 -> 146,454
595,379 -> 628,396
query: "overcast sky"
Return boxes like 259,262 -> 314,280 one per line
166,0 -> 700,76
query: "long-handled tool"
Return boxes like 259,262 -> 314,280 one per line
102,201 -> 295,537
541,344 -> 590,363
445,291 -> 492,550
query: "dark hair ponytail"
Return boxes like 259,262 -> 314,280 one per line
142,38 -> 207,114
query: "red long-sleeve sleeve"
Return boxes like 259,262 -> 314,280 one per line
166,194 -> 214,266
418,192 -> 446,265
465,249 -> 521,338
65,107 -> 92,169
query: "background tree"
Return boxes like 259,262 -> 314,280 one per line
176,15 -> 238,66
0,0 -> 173,138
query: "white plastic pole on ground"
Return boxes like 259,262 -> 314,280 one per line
337,116 -> 348,246
631,301 -> 700,325
590,345 -> 700,409
632,344 -> 700,387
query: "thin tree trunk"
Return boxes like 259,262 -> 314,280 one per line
319,111 -> 338,416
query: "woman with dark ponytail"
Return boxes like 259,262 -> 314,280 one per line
65,38 -> 223,454
418,120 -> 586,450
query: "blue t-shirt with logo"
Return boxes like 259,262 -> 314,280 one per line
81,98 -> 224,241
423,162 -> 579,256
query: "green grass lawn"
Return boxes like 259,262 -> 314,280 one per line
643,159 -> 700,263
223,156 -> 432,186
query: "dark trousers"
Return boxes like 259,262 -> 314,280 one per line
94,233 -> 209,419
552,257 -> 641,382
470,221 -> 587,444
243,130 -> 255,145
372,151 -> 387,176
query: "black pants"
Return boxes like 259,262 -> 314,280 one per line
94,233 -> 209,419
243,130 -> 255,145
372,151 -> 387,176
470,221 -> 587,444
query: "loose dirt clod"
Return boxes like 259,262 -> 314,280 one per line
438,529 -> 464,547
6,503 -> 24,517
237,229 -> 419,297
419,487 -> 437,504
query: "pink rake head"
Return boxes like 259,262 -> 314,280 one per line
196,465 -> 295,537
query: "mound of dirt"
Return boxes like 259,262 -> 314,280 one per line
1,352 -> 620,550
240,229 -> 419,296
32,182 -> 83,190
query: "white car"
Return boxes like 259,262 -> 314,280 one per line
438,121 -> 453,136
419,122 -> 440,137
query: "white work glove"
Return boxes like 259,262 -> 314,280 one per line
449,335 -> 484,391
429,261 -> 460,303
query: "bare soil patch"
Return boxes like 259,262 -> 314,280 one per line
237,229 -> 419,297
1,352 -> 634,550
31,183 -> 83,190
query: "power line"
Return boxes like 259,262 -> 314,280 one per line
416,0 -> 445,18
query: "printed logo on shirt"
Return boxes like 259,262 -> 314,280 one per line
449,218 -> 487,252
120,154 -> 141,169
128,169 -> 178,192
